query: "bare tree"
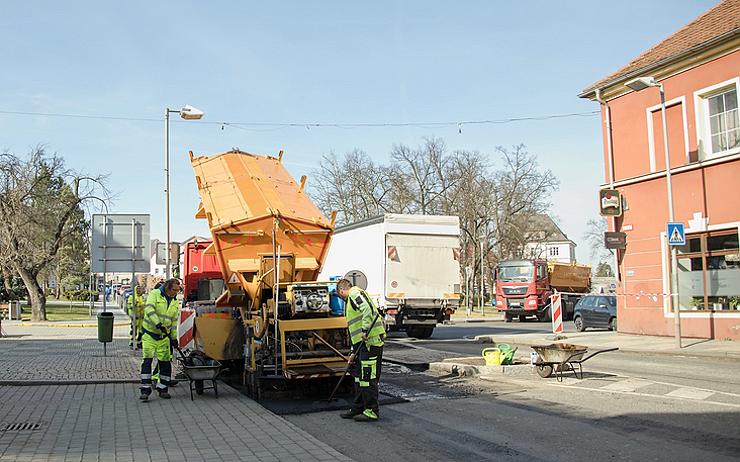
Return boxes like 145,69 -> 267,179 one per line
309,140 -> 559,301
583,217 -> 614,268
0,148 -> 109,321
390,137 -> 455,215
311,149 -> 402,225
487,145 -> 560,264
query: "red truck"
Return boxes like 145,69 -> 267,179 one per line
182,241 -> 224,304
494,259 -> 591,322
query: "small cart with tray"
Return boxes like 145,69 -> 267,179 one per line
531,343 -> 619,381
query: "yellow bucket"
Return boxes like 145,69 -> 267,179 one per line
482,348 -> 503,366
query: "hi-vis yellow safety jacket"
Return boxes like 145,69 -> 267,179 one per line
346,286 -> 386,347
142,288 -> 179,341
127,292 -> 145,318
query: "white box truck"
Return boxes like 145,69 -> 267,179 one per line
320,214 -> 461,339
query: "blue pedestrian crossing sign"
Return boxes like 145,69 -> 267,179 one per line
667,222 -> 686,246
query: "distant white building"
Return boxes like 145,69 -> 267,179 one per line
149,239 -> 167,277
524,215 -> 576,264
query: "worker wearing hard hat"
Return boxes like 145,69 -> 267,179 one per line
127,285 -> 145,349
336,278 -> 386,422
139,278 -> 181,401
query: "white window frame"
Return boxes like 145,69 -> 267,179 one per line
548,246 -> 559,257
693,77 -> 740,161
646,96 -> 689,172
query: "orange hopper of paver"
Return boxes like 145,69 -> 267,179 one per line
191,149 -> 334,311
189,150 -> 347,392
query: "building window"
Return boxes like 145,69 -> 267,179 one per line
549,246 -> 559,257
696,79 -> 740,159
154,268 -> 159,274
707,88 -> 739,154
676,229 -> 740,311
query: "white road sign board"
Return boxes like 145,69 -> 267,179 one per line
91,214 -> 151,273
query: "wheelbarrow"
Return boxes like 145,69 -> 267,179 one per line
175,350 -> 224,400
531,343 -> 619,382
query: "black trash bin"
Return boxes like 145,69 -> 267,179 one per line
97,311 -> 114,343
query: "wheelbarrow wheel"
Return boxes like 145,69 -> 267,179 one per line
536,364 -> 553,378
195,380 -> 204,395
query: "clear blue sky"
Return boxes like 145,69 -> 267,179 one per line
1,1 -> 718,264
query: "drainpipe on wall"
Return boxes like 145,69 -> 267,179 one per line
595,88 -> 620,283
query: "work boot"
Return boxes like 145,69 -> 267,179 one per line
353,410 -> 379,422
340,409 -> 362,419
158,390 -> 171,399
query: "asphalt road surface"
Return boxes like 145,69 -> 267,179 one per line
282,322 -> 740,462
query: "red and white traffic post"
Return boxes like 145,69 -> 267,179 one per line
550,293 -> 563,334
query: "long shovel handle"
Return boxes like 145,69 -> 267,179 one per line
311,331 -> 349,361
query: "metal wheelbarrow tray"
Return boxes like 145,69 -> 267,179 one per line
531,343 -> 619,382
177,357 -> 223,400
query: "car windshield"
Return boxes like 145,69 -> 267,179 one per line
498,264 -> 534,282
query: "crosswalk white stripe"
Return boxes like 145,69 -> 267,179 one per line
547,383 -> 740,409
600,378 -> 654,392
665,387 -> 715,400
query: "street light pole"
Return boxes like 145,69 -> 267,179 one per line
164,109 -> 172,279
164,105 -> 204,280
624,77 -> 681,348
658,84 -> 682,349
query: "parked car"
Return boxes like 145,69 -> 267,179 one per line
573,295 -> 617,332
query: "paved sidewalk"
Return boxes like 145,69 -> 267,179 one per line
0,320 -> 354,461
0,383 -> 352,462
475,330 -> 740,360
0,338 -> 138,384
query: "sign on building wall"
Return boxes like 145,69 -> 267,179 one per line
599,189 -> 623,217
604,231 -> 627,249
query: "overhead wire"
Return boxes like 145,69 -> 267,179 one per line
0,109 -> 600,131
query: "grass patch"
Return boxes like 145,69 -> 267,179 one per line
21,301 -> 94,322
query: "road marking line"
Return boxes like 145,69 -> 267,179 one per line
546,383 -> 740,409
586,369 -> 740,399
665,387 -> 715,400
600,378 -> 654,392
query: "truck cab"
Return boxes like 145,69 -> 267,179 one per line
495,259 -> 552,322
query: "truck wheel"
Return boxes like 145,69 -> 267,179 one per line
609,317 -> 617,331
537,307 -> 551,322
406,326 -> 434,339
518,315 -> 527,322
504,314 -> 513,323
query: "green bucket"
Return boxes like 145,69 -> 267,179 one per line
97,312 -> 114,343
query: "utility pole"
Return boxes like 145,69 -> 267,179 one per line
480,235 -> 485,315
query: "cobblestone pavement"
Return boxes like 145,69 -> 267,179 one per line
0,319 -> 354,461
0,383 -> 353,462
0,339 -> 139,384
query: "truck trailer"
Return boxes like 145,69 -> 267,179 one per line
494,259 -> 591,322
319,214 -> 461,339
188,149 -> 349,398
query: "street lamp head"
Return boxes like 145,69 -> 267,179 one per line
180,104 -> 204,120
624,76 -> 659,92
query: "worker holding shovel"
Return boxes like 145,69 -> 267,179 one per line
336,279 -> 386,422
